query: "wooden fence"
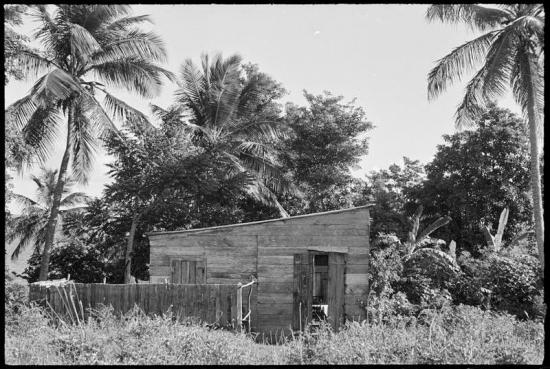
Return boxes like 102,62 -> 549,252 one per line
29,282 -> 256,330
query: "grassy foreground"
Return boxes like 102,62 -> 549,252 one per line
5,302 -> 544,365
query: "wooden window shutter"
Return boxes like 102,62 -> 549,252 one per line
327,252 -> 346,331
292,252 -> 313,331
171,259 -> 207,284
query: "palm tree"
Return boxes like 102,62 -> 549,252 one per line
426,4 -> 545,273
7,168 -> 91,263
5,5 -> 174,280
169,52 -> 295,217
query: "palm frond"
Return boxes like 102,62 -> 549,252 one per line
7,49 -> 58,79
104,14 -> 152,31
210,53 -> 243,127
91,30 -> 167,64
90,58 -> 174,98
103,91 -> 155,131
246,177 -> 289,218
426,4 -> 512,31
71,99 -> 99,184
511,46 -> 544,143
427,31 -> 498,100
30,69 -> 83,102
60,192 -> 91,207
69,22 -> 102,61
480,28 -> 520,102
5,95 -> 39,130
228,119 -> 284,141
21,105 -> 63,167
454,66 -> 490,128
79,91 -> 123,140
10,193 -> 41,210
177,58 -> 207,124
8,212 -> 46,260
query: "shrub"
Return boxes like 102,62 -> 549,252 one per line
454,248 -> 544,320
5,269 -> 29,318
23,239 -> 107,283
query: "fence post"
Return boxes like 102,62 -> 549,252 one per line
236,283 -> 243,332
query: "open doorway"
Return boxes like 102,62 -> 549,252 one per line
293,251 -> 346,332
312,254 -> 328,323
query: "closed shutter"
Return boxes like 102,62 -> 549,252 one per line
171,259 -> 206,284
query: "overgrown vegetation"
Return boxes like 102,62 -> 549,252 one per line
5,289 -> 544,365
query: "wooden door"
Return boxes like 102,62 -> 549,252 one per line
171,259 -> 206,284
292,252 -> 313,331
327,252 -> 345,331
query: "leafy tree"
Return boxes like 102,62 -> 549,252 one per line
426,4 -> 545,271
408,105 -> 533,253
364,157 -> 425,240
101,112 -> 256,282
5,5 -> 173,280
278,91 -> 373,215
6,168 -> 90,264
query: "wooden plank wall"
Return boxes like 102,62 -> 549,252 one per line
149,206 -> 370,334
255,208 -> 370,334
28,283 -> 245,328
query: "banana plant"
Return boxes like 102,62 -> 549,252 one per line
447,240 -> 457,262
405,205 -> 452,256
508,228 -> 535,247
480,208 -> 509,252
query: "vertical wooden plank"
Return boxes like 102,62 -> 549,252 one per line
206,285 -> 215,323
196,260 -> 206,284
176,284 -> 184,321
181,261 -> 189,284
250,283 -> 258,332
201,284 -> 208,323
236,285 -> 243,331
189,261 -> 197,284
217,284 -> 223,324
171,259 -> 178,284
219,285 -> 227,326
292,253 -> 313,331
292,254 -> 301,331
328,252 -> 345,331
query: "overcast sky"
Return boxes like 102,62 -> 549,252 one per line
6,4 -> 521,205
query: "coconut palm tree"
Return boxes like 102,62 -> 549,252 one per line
7,168 -> 91,263
170,53 -> 295,217
426,4 -> 545,272
5,5 -> 174,280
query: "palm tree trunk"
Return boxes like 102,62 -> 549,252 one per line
38,103 -> 74,281
124,213 -> 141,284
524,52 -> 545,275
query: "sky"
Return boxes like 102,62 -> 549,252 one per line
6,4 -> 522,207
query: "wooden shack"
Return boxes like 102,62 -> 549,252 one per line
147,205 -> 371,334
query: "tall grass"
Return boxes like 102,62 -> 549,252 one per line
5,300 -> 544,365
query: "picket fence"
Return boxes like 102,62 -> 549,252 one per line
28,282 -> 255,330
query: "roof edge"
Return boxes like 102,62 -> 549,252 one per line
146,204 -> 374,237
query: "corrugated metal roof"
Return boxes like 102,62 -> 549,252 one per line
146,204 -> 373,237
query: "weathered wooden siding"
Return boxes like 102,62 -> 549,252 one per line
148,206 -> 370,334
255,207 -> 369,333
